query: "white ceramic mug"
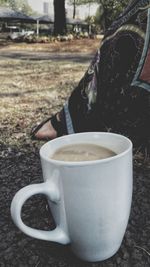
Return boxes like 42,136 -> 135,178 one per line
11,132 -> 133,262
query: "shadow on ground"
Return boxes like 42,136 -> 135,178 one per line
0,50 -> 93,63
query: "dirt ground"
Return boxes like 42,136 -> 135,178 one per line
0,38 -> 150,267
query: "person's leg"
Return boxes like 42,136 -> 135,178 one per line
31,105 -> 71,140
31,49 -> 101,140
34,120 -> 57,140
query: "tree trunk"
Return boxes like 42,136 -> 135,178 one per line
73,0 -> 76,19
54,0 -> 66,35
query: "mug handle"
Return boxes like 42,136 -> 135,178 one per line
10,180 -> 70,244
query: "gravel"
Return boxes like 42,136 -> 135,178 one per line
0,141 -> 150,267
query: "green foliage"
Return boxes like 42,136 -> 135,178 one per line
99,0 -> 128,30
4,0 -> 33,15
94,5 -> 101,24
68,0 -> 97,19
91,0 -> 129,31
85,15 -> 95,24
19,0 -> 33,15
69,0 -> 96,5
68,0 -> 129,30
68,0 -> 129,32
0,0 -> 9,6
8,0 -> 18,10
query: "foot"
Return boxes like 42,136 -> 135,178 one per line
35,120 -> 57,140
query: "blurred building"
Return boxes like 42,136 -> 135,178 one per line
27,0 -> 53,16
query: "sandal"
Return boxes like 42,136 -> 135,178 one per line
31,111 -> 67,141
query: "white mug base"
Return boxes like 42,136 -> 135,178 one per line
71,243 -> 121,262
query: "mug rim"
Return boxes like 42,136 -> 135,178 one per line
40,132 -> 132,166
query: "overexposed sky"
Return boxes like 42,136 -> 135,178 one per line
27,0 -> 98,19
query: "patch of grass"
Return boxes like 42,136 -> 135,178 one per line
0,39 -> 100,147
2,38 -> 100,53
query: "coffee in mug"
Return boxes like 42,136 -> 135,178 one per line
51,143 -> 116,162
11,132 -> 133,262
